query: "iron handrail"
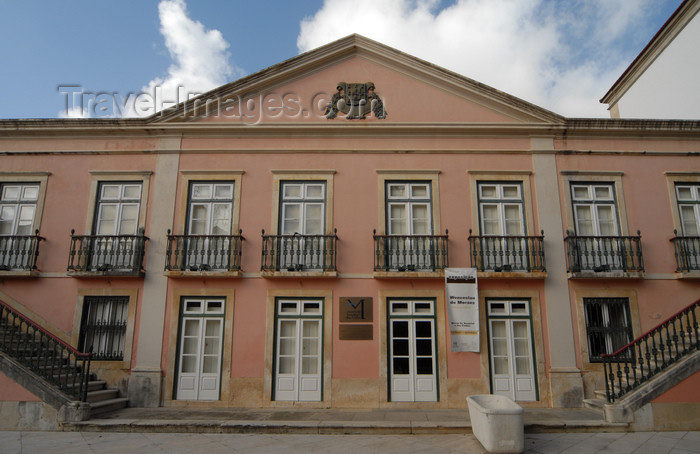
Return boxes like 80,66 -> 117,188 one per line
67,229 -> 149,273
467,230 -> 545,272
601,298 -> 700,403
564,230 -> 644,273
373,230 -> 449,272
165,230 -> 244,272
670,231 -> 700,272
0,299 -> 92,401
0,230 -> 45,271
261,230 -> 338,272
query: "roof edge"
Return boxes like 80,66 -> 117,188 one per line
600,0 -> 699,106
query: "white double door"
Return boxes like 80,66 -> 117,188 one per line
176,299 -> 224,401
488,300 -> 536,401
388,299 -> 438,402
274,299 -> 323,401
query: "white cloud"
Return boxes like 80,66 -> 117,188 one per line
124,0 -> 240,117
58,106 -> 91,119
298,0 -> 655,117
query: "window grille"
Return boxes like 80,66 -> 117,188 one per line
79,296 -> 129,360
583,297 -> 632,362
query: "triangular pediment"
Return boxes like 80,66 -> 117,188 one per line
152,34 -> 563,125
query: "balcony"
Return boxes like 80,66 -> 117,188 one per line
165,230 -> 244,276
671,231 -> 700,275
67,229 -> 148,277
468,230 -> 546,277
564,230 -> 644,277
0,231 -> 45,276
373,230 -> 448,276
261,230 -> 338,276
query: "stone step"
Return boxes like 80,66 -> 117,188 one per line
582,398 -> 605,414
87,388 -> 119,403
64,380 -> 108,393
89,397 -> 128,417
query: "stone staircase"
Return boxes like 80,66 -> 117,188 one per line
0,300 -> 127,419
583,298 -> 700,423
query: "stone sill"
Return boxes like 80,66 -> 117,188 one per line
0,270 -> 39,278
373,270 -> 445,279
675,271 -> 700,279
165,270 -> 242,278
261,270 -> 338,278
568,271 -> 645,279
67,271 -> 145,278
477,271 -> 547,279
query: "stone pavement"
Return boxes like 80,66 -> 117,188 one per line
2,430 -> 700,453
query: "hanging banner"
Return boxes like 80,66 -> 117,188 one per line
445,268 -> 479,352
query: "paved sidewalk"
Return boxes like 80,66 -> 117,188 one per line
2,430 -> 700,453
62,406 -> 624,434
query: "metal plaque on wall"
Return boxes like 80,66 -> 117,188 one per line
339,297 -> 373,322
339,324 -> 373,340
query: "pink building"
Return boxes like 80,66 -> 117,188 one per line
1,35 -> 699,430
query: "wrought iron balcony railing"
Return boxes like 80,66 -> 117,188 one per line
0,299 -> 92,402
0,230 -> 44,271
261,230 -> 338,272
165,230 -> 244,272
602,298 -> 700,403
67,229 -> 148,274
468,230 -> 545,272
564,231 -> 644,273
671,231 -> 700,273
373,230 -> 448,272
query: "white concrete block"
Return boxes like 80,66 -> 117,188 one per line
467,395 -> 524,453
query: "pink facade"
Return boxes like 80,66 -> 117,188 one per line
1,36 -> 699,428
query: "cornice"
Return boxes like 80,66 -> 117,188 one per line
1,119 -> 699,142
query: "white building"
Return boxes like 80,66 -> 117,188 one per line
601,0 -> 700,119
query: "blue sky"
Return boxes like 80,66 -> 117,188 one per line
0,0 -> 683,119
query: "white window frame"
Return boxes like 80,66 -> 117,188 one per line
83,171 -> 151,235
187,181 -> 235,236
570,183 -> 620,237
675,183 -> 700,236
386,182 -> 432,236
93,182 -> 143,236
560,171 -> 629,236
477,182 -> 525,236
279,181 -> 326,236
0,183 -> 40,236
0,172 -> 50,236
270,170 -> 335,235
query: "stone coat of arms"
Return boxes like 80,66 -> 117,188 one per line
325,82 -> 387,120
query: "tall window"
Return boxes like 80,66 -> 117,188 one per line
0,183 -> 40,269
571,183 -> 619,236
386,182 -> 432,236
478,182 -> 524,236
583,297 -> 633,362
275,181 -> 327,271
279,182 -> 325,236
79,296 -> 129,360
182,182 -> 234,270
0,183 -> 39,236
187,182 -> 234,236
676,183 -> 700,235
93,182 -> 142,236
